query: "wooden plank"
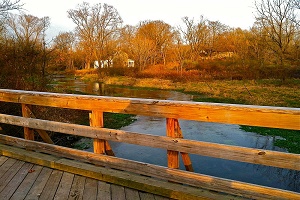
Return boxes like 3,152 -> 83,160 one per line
0,142 -> 294,200
97,181 -> 111,200
0,160 -> 24,192
0,144 -> 231,199
0,162 -> 34,199
10,165 -> 44,200
0,89 -> 299,130
24,167 -> 53,200
22,104 -> 34,141
0,156 -> 8,166
39,170 -> 63,200
56,157 -> 218,200
53,172 -> 74,200
0,120 -> 299,171
154,195 -> 171,200
0,157 -> 17,177
111,185 -> 126,200
68,175 -> 86,200
140,192 -> 155,200
90,111 -> 106,154
125,188 -> 140,199
83,178 -> 98,200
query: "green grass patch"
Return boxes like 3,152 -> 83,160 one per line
192,96 -> 246,104
240,126 -> 300,154
103,112 -> 136,129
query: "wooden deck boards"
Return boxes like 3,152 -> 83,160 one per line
0,156 -> 170,200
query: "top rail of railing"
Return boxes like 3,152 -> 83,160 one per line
0,89 -> 299,130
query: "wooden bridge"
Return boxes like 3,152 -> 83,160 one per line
0,89 -> 299,199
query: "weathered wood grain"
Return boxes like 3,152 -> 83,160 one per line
39,170 -> 63,200
90,111 -> 105,154
153,195 -> 171,200
10,165 -> 44,200
1,141 -> 298,200
0,144 -> 241,200
166,118 -> 179,169
0,158 -> 16,177
97,181 -> 111,200
0,117 -> 299,171
53,172 -> 74,200
0,160 -> 24,192
1,89 -> 300,199
24,167 -> 53,200
111,185 -> 126,200
21,104 -> 53,144
140,192 -> 156,200
68,175 -> 86,200
0,156 -> 8,166
0,89 -> 299,129
0,156 -> 178,200
0,162 -> 33,199
83,177 -> 98,200
22,104 -> 34,141
125,188 -> 140,199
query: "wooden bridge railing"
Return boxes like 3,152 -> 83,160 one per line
0,89 -> 299,199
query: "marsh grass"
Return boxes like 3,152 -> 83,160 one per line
240,126 -> 300,154
101,77 -> 300,107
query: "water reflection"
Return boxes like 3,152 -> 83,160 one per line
52,75 -> 300,192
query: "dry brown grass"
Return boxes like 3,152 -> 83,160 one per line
101,77 -> 300,107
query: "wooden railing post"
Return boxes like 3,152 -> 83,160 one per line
167,118 -> 194,171
21,104 -> 34,141
21,104 -> 54,144
166,118 -> 179,169
90,110 -> 106,154
175,120 -> 194,172
90,111 -> 115,156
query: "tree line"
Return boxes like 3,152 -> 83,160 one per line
0,0 -> 299,90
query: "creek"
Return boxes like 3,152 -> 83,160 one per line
51,75 -> 300,192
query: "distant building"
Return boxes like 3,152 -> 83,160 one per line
126,59 -> 135,67
94,61 -> 99,69
94,59 -> 134,68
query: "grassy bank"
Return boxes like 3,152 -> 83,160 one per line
80,75 -> 300,107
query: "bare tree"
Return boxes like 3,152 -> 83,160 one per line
292,0 -> 300,9
137,20 -> 174,66
53,31 -> 75,70
0,0 -> 23,17
207,20 -> 229,56
7,13 -> 49,45
132,35 -> 155,71
181,16 -> 209,60
5,13 -> 50,89
255,0 -> 298,72
68,2 -> 122,69
172,29 -> 189,75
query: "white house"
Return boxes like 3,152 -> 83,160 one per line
126,59 -> 135,67
94,59 -> 134,68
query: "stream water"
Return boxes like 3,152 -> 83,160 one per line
51,75 -> 300,192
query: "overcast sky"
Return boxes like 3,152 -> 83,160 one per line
20,0 -> 257,40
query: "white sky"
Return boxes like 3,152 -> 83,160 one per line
20,0 -> 257,40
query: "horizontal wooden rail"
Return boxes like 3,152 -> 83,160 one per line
0,89 -> 299,129
1,135 -> 299,200
0,114 -> 299,171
